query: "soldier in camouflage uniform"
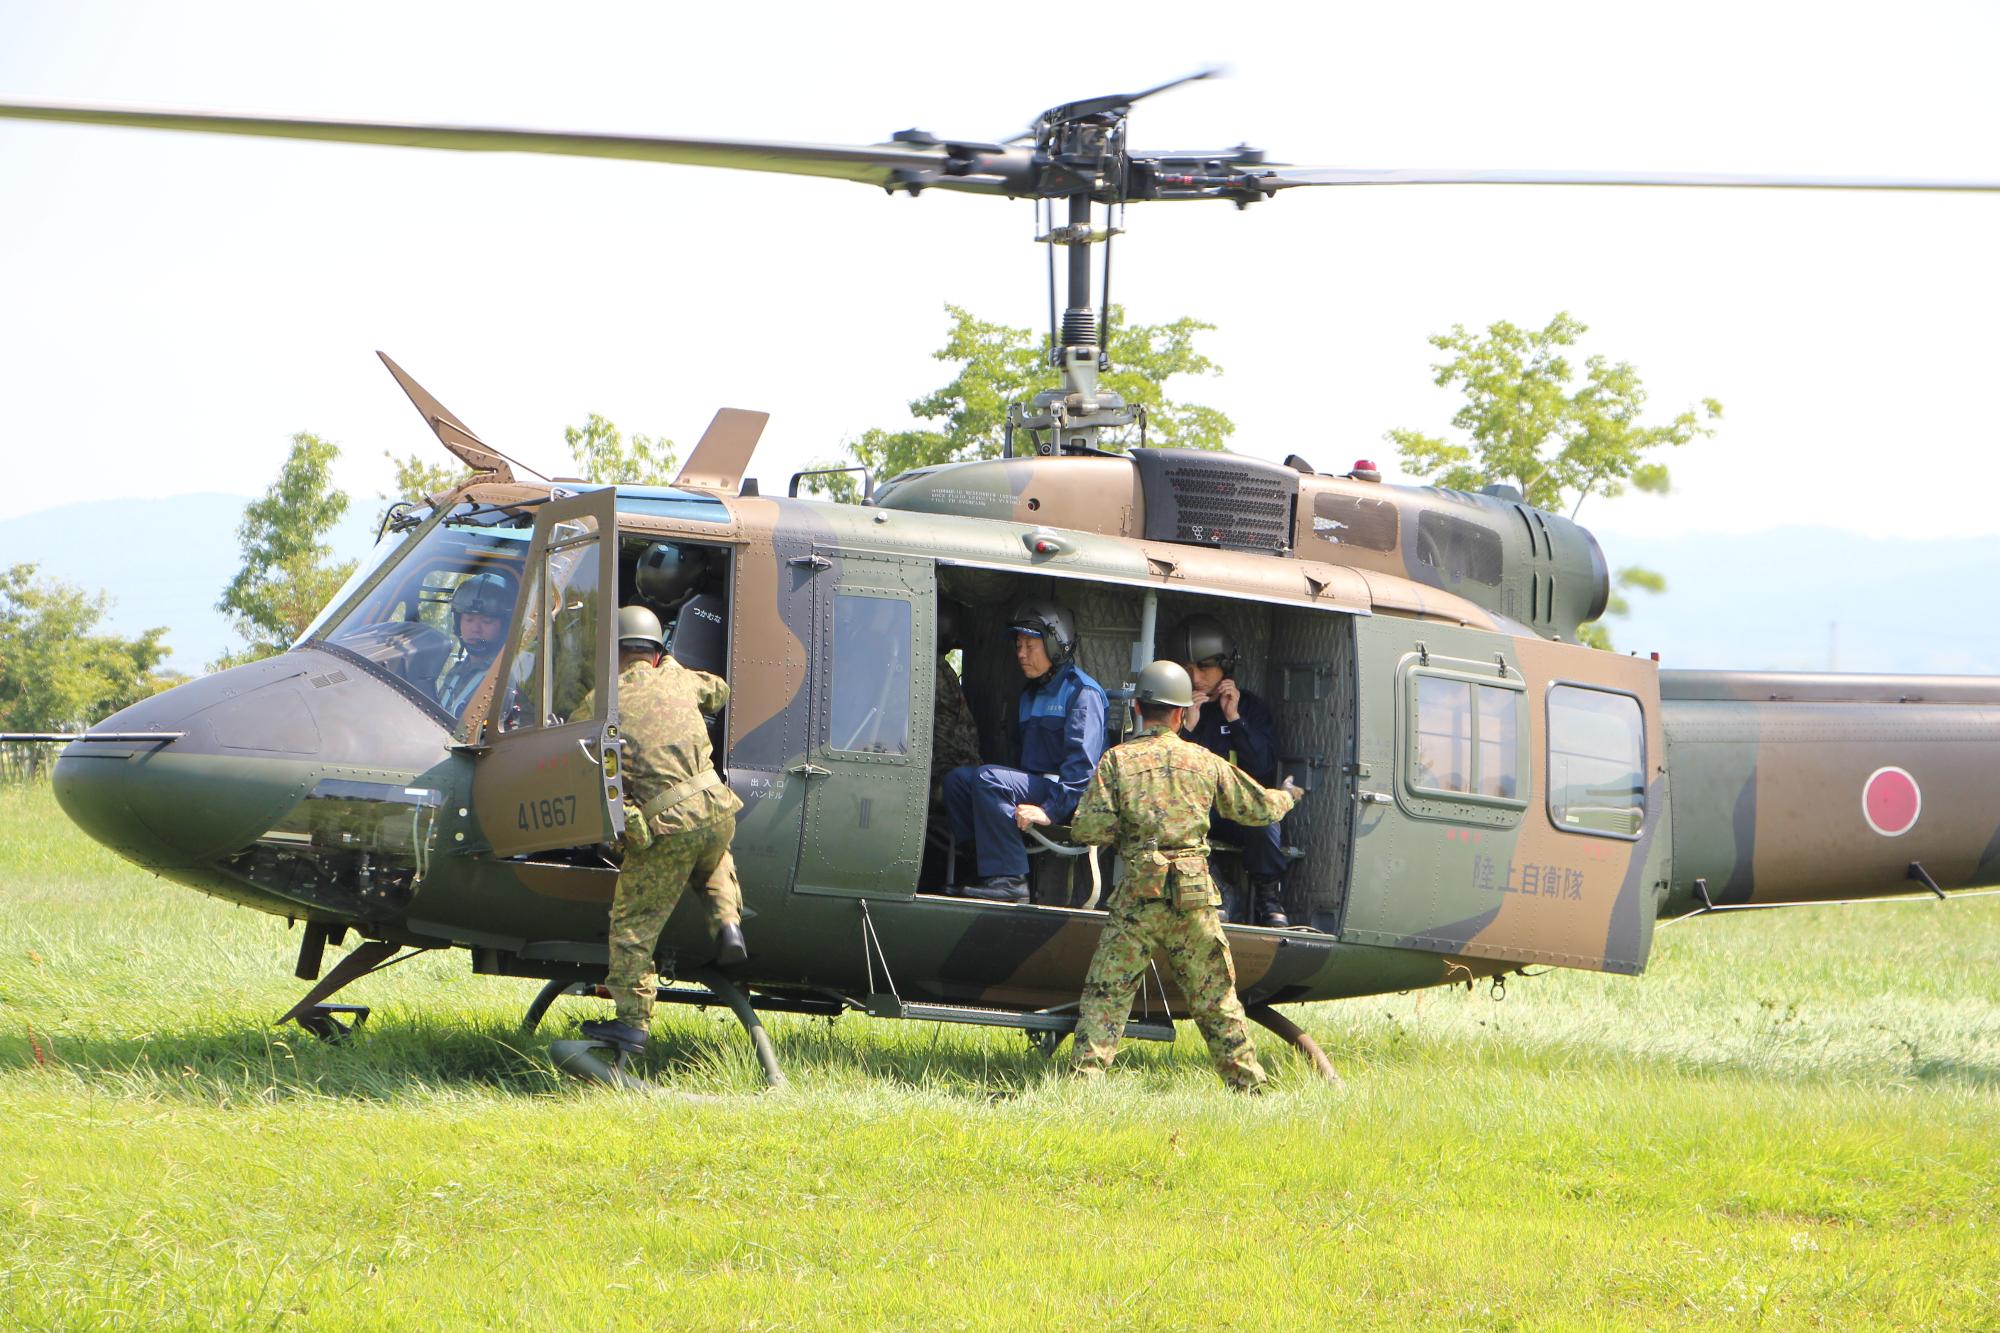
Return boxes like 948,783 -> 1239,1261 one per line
1066,659 -> 1298,1091
578,606 -> 745,1054
931,599 -> 984,789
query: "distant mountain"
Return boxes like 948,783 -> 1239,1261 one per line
2,498 -> 1995,679
0,494 -> 380,673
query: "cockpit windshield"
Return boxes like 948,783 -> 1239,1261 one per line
308,501 -> 537,719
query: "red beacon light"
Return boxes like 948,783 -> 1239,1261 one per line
1350,459 -> 1381,483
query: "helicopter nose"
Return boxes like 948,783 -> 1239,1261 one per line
53,647 -> 453,870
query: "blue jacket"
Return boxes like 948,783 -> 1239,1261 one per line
1015,661 -> 1107,822
1179,685 -> 1279,785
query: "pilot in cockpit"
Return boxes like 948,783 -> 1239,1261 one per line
434,570 -> 516,717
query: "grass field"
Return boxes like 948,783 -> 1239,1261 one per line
3,781 -> 1997,1330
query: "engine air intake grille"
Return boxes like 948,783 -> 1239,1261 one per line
1132,447 -> 1299,554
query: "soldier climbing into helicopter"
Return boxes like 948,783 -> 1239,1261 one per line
575,605 -> 748,1058
1166,614 -> 1292,927
941,599 -> 1107,904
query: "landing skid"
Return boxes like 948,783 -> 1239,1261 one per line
277,937 -> 431,1044
1246,1004 -> 1343,1084
533,968 -> 816,1090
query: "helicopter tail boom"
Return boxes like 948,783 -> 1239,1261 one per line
1660,670 -> 2000,916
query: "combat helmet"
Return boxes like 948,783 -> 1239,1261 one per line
617,604 -> 668,657
1134,659 -> 1195,708
1163,613 -> 1238,673
1006,599 -> 1077,665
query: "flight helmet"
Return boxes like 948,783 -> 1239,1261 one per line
635,543 -> 707,608
1007,599 -> 1076,665
1164,613 -> 1239,673
450,571 -> 515,636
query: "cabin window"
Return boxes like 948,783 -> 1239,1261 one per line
1311,493 -> 1399,552
1415,511 -> 1502,587
829,593 -> 912,755
1547,685 -> 1645,838
1406,669 -> 1526,811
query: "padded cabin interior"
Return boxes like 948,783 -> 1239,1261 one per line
938,567 -> 1356,929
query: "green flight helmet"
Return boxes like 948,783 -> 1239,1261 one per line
635,542 -> 707,608
1164,613 -> 1239,673
450,571 -> 515,633
1007,599 -> 1076,665
617,604 -> 667,657
1135,659 -> 1195,708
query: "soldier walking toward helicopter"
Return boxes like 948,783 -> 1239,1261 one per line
1064,660 -> 1298,1091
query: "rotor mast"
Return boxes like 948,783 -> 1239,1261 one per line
1003,71 -> 1224,457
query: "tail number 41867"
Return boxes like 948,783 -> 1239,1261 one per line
519,795 -> 578,831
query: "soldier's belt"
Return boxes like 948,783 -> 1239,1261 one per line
639,769 -> 722,822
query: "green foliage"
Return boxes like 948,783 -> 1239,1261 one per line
380,449 -> 469,504
0,565 -> 176,746
215,432 -> 358,668
563,413 -> 678,485
1388,312 -> 1721,514
812,304 -> 1233,498
2,779 -> 1998,1327
1390,314 -> 1718,650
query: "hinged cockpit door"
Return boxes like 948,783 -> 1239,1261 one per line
469,488 -> 626,857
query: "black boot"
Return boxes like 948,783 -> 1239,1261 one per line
715,921 -> 748,967
579,1017 -> 649,1054
962,875 -> 1029,904
1251,878 -> 1290,928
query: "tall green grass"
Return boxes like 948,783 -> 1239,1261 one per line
3,782 -> 1996,1329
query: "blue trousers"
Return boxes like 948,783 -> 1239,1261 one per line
942,764 -> 1059,879
1212,816 -> 1286,879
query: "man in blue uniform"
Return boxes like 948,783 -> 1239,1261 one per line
942,599 -> 1107,904
1166,614 -> 1291,927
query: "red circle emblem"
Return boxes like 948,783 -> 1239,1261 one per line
1862,767 -> 1921,837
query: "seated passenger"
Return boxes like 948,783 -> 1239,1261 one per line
434,570 -> 515,717
1166,614 -> 1291,927
942,600 -> 1107,904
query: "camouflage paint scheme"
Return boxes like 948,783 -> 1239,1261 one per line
49,449 -> 2000,1032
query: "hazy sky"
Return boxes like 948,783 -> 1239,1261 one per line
2,1 -> 1996,553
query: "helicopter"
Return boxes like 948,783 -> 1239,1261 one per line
4,74 -> 2000,1090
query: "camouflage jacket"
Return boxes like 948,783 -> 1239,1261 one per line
578,658 -> 742,834
931,656 -> 982,781
1070,724 -> 1297,904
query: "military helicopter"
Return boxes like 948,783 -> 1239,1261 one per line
5,74 -> 1999,1089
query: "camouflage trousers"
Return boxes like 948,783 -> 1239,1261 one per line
1072,896 -> 1268,1092
606,815 -> 734,1027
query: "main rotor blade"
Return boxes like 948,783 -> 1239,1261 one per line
1256,165 -> 2000,192
0,100 -> 953,188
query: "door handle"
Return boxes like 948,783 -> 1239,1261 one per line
787,762 -> 832,779
1354,790 -> 1393,805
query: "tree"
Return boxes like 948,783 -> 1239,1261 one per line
216,431 -> 358,667
562,414 -> 678,485
0,564 -> 178,760
1387,313 -> 1721,647
811,303 -> 1233,498
380,449 -> 469,505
